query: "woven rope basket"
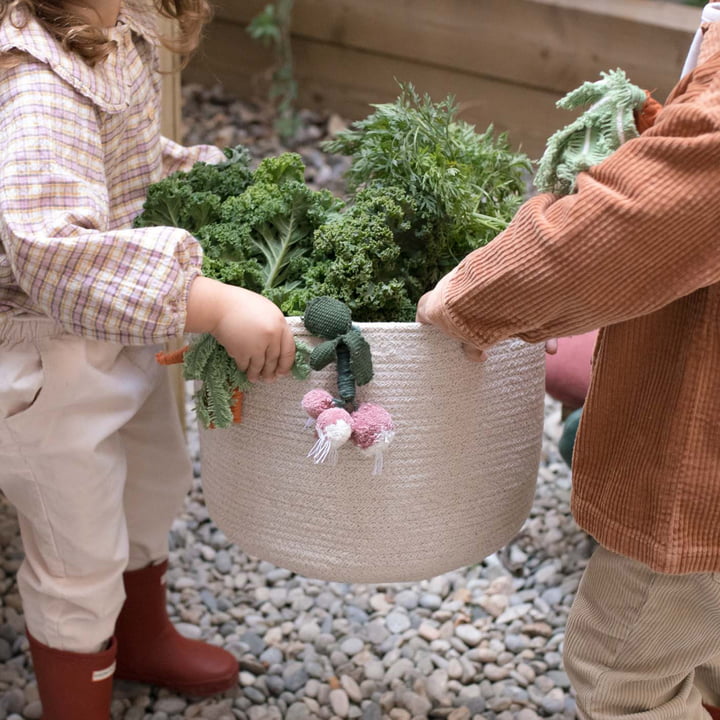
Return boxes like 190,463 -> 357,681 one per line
199,318 -> 545,584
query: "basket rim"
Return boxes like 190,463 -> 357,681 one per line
285,315 -> 427,330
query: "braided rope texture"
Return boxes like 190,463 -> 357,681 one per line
200,319 -> 546,583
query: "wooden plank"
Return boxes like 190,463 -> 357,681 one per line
186,26 -> 564,158
159,23 -> 187,429
210,0 -> 697,99
532,0 -> 698,28
159,41 -> 182,139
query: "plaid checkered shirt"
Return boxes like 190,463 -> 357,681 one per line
0,0 -> 224,344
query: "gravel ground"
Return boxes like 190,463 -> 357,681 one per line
0,84 -> 592,720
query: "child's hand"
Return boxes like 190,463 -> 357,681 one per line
415,270 -> 455,329
416,271 -> 489,362
186,276 -> 295,382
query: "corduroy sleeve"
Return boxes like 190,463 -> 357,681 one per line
434,56 -> 720,350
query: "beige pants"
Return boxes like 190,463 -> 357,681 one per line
0,319 -> 192,652
565,546 -> 720,719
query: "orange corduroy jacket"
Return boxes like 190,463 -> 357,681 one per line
432,28 -> 720,574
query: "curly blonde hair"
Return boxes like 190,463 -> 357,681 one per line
0,0 -> 212,67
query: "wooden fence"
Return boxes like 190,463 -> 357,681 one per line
184,0 -> 699,158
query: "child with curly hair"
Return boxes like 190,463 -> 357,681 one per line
0,1 -> 295,717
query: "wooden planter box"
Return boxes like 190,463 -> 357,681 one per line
185,0 -> 698,158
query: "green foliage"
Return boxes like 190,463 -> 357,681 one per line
137,88 -> 531,425
134,146 -> 253,233
323,83 -> 530,289
183,333 -> 310,428
247,0 -> 300,142
198,153 -> 341,308
534,70 -> 646,195
299,186 -> 417,321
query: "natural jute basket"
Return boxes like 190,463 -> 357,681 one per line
199,318 -> 545,583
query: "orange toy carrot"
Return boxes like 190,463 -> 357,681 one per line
156,344 -> 245,426
155,345 -> 189,365
635,91 -> 663,134
230,388 -> 244,424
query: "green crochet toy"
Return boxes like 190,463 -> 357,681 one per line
534,69 -> 648,195
303,296 -> 374,408
300,297 -> 395,473
157,334 -> 311,430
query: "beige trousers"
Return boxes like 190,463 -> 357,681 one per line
565,546 -> 720,719
0,319 -> 192,652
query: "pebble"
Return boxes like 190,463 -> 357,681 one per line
0,87 -> 586,719
385,611 -> 411,634
455,624 -> 482,647
329,688 -> 350,717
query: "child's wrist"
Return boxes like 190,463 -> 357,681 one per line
184,276 -> 223,335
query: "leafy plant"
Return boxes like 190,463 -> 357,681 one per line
298,185 -> 418,321
133,146 -> 253,233
197,153 -> 340,306
323,83 -> 530,292
247,0 -> 300,142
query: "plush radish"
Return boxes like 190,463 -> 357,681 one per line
301,388 -> 335,428
308,407 -> 353,465
350,403 -> 395,475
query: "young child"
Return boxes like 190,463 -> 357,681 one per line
417,7 -> 720,720
0,0 -> 295,717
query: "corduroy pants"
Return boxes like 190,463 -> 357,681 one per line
565,545 -> 720,719
0,319 -> 192,652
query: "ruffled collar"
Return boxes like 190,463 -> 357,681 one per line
0,0 -> 159,113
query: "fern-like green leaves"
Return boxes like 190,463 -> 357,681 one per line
534,70 -> 647,195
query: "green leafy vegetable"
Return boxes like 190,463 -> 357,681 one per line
323,83 -> 530,291
299,185 -> 417,321
133,146 -> 254,234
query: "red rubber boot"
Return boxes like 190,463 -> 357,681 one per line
27,631 -> 116,720
114,560 -> 238,696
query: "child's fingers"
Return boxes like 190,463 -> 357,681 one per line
276,328 -> 296,376
462,343 -> 487,362
244,354 -> 265,383
260,340 -> 282,381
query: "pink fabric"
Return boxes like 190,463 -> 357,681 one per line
545,331 -> 598,409
316,407 -> 352,432
351,403 -> 394,450
301,388 -> 334,418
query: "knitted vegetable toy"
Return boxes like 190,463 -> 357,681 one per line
300,297 -> 395,473
304,296 -> 374,407
534,69 -> 649,195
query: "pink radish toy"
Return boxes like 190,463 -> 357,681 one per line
350,403 -> 396,475
308,407 -> 353,465
301,388 -> 335,428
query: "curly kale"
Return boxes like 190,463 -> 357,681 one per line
197,153 -> 341,309
133,146 -> 253,234
298,186 -> 417,321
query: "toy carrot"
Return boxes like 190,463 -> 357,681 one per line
155,345 -> 189,366
154,342 -> 247,425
